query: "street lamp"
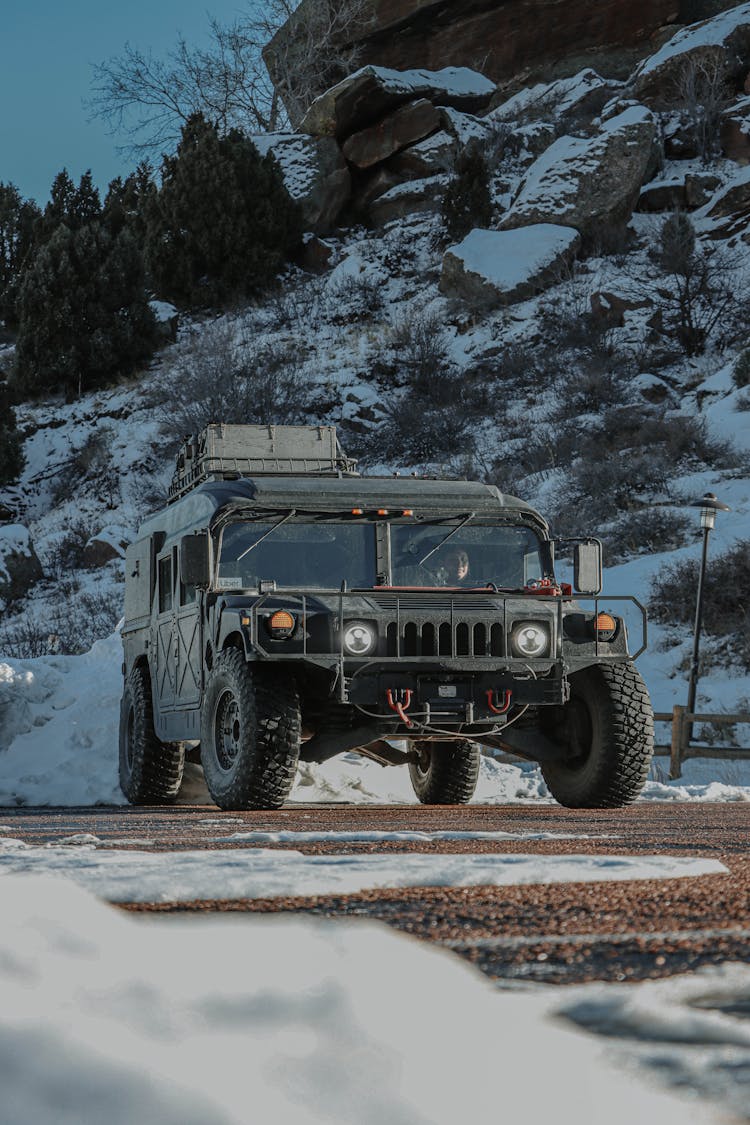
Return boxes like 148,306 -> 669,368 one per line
685,492 -> 730,739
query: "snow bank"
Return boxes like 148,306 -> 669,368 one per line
0,875 -> 721,1125
0,841 -> 725,903
0,634 -> 124,807
1,634 -> 750,807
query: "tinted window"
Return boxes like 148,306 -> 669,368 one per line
391,524 -> 547,589
218,522 -> 377,589
158,556 -> 173,612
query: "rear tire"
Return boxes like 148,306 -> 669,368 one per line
541,662 -> 653,808
200,649 -> 301,810
408,739 -> 481,805
119,665 -> 184,804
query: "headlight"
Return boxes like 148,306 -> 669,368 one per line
511,622 -> 550,658
343,621 -> 377,656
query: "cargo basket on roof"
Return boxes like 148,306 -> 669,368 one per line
169,424 -> 358,501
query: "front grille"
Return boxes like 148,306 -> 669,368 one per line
385,618 -> 505,657
369,594 -> 501,612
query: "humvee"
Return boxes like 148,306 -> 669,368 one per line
119,424 -> 653,810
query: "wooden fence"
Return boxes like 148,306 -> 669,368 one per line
653,708 -> 750,779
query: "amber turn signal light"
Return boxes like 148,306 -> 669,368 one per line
595,613 -> 617,640
267,610 -> 296,638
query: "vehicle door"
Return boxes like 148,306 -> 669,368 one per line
153,549 -> 177,712
175,547 -> 203,709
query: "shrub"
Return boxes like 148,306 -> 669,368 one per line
0,379 -> 24,484
153,320 -> 314,442
0,590 -> 121,657
146,113 -> 302,308
440,140 -> 493,243
387,310 -> 454,400
649,540 -> 750,637
732,349 -> 750,389
605,508 -> 693,564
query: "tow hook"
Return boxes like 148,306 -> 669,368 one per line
486,689 -> 513,716
386,688 -> 414,727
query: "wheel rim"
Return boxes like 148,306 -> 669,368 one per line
414,743 -> 432,778
214,689 -> 242,771
125,704 -> 136,771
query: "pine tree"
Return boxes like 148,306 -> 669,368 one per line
0,183 -> 41,327
441,141 -> 493,243
14,220 -> 159,396
0,378 -> 24,484
146,113 -> 302,307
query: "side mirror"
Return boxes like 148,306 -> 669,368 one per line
180,532 -> 211,588
573,540 -> 602,595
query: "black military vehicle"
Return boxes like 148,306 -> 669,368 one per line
119,424 -> 653,810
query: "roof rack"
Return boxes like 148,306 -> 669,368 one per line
168,424 -> 358,502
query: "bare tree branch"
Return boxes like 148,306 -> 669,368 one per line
87,1 -> 372,155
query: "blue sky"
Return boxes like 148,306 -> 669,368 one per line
0,1 -> 241,203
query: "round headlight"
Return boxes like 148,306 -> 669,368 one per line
343,621 -> 377,656
511,622 -> 550,658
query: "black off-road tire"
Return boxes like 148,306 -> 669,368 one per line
541,662 -> 653,809
200,649 -> 301,810
119,665 -> 185,804
408,739 -> 481,805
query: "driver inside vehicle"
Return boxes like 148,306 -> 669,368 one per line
436,548 -> 471,586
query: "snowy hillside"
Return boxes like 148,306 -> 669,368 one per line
2,3 -> 750,804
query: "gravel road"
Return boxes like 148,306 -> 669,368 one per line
3,803 -> 749,985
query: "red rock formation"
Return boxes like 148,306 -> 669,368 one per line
266,0 -> 682,115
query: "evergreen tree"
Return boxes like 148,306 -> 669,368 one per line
103,162 -> 156,241
0,183 -> 41,327
146,113 -> 302,307
441,141 -> 493,243
0,378 -> 24,484
34,169 -> 102,248
14,219 -> 158,396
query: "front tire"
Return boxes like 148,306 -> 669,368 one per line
542,662 -> 653,808
200,649 -> 301,810
408,739 -> 481,804
119,665 -> 184,804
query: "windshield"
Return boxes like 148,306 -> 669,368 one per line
217,521 -> 377,589
390,523 -> 548,588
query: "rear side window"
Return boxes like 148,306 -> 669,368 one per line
158,556 -> 173,613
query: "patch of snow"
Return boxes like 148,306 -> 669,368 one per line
0,843 -> 726,903
0,874 -> 720,1125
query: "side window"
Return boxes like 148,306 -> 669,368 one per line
180,574 -> 197,606
158,556 -> 173,613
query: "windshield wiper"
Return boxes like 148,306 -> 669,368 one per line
418,512 -> 476,566
236,510 -> 296,561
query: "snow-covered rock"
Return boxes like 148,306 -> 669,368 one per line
440,224 -> 581,308
722,94 -> 750,165
368,174 -> 448,226
387,129 -> 457,178
633,2 -> 750,104
299,65 -> 495,139
501,105 -> 658,242
490,68 -> 612,123
253,133 -> 350,234
701,162 -> 750,218
0,524 -> 42,602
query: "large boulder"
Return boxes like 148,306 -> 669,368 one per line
722,95 -> 750,163
489,69 -> 613,123
299,65 -> 495,139
440,224 -> 581,308
500,105 -> 659,243
387,130 -> 458,179
632,2 -> 750,104
701,163 -> 750,216
253,133 -> 350,234
368,175 -> 448,226
0,525 -> 43,602
342,98 -> 442,168
266,0 -> 679,118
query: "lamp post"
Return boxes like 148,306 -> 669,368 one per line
685,492 -> 730,741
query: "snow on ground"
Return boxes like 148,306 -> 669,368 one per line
0,874 -> 724,1125
0,840 -> 724,902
